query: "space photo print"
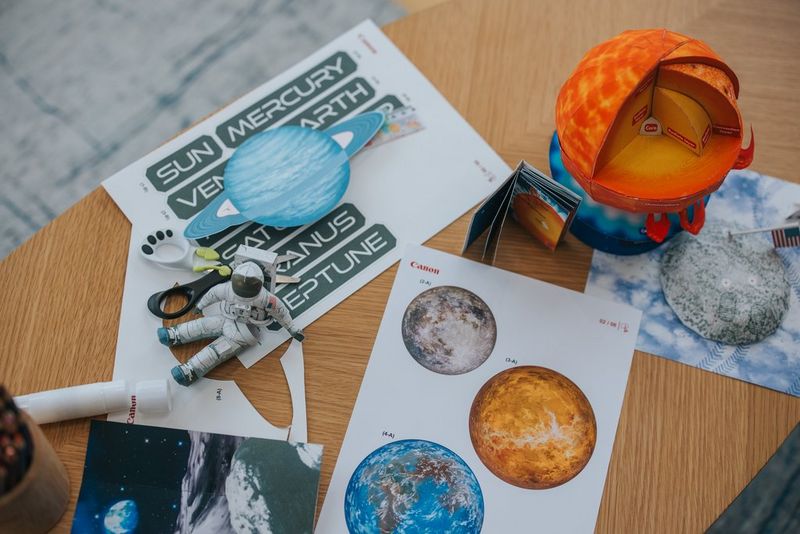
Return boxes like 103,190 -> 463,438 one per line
72,421 -> 322,534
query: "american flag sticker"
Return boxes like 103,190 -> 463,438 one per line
772,225 -> 800,248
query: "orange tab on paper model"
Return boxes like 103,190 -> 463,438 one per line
555,29 -> 754,240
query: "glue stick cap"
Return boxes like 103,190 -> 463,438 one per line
135,379 -> 172,414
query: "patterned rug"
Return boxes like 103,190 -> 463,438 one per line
0,0 -> 404,258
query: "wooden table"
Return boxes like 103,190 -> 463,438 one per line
2,0 -> 799,531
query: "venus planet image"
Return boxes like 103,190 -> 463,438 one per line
401,286 -> 497,375
469,366 -> 597,489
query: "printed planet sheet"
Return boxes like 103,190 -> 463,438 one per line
317,245 -> 641,532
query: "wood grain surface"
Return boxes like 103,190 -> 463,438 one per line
1,0 -> 799,531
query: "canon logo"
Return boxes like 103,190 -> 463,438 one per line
126,395 -> 137,424
410,261 -> 440,275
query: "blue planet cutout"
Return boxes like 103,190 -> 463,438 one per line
548,132 -> 708,255
103,499 -> 138,534
345,439 -> 484,533
185,112 -> 384,239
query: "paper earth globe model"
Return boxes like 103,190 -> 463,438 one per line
469,366 -> 597,489
551,29 -> 754,253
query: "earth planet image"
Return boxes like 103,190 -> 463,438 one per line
103,499 -> 139,534
469,366 -> 597,489
401,286 -> 497,375
344,440 -> 484,533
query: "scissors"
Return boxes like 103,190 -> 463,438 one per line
146,268 -> 233,320
142,231 -> 299,319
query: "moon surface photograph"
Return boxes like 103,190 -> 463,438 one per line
401,286 -> 497,375
469,366 -> 597,489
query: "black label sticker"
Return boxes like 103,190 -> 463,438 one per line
269,223 -> 396,326
167,160 -> 228,219
216,51 -> 357,148
365,95 -> 403,114
145,135 -> 223,192
212,224 -> 298,262
285,77 -> 375,130
274,204 -> 365,277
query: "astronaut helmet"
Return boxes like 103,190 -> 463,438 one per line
231,262 -> 264,299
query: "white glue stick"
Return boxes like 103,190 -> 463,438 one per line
15,379 -> 172,424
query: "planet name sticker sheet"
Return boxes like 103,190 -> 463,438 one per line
103,19 -> 509,369
100,20 -> 509,438
317,245 -> 642,533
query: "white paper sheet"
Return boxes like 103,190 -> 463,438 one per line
102,19 -> 510,371
281,339 -> 307,443
104,20 -> 507,439
107,233 -> 290,440
316,245 -> 642,533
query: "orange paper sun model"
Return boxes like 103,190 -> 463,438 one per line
555,29 -> 754,242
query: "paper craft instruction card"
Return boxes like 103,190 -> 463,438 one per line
317,245 -> 641,533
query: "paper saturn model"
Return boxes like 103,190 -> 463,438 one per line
549,29 -> 754,254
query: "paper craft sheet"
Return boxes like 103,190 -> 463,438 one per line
317,245 -> 641,533
72,421 -> 322,533
585,170 -> 800,397
101,20 -> 508,438
103,19 -> 510,370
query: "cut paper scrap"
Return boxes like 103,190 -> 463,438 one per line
184,112 -> 384,239
107,228 -> 305,439
280,339 -> 307,443
585,170 -> 800,396
364,106 -> 425,149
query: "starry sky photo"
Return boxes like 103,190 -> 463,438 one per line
72,421 -> 190,533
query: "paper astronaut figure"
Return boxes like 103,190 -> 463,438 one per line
158,262 -> 304,386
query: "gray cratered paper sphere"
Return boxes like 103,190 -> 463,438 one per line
401,286 -> 497,375
660,221 -> 790,345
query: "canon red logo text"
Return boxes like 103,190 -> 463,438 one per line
126,395 -> 137,424
410,261 -> 440,275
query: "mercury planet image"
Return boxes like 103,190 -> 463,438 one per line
469,366 -> 597,489
401,286 -> 497,375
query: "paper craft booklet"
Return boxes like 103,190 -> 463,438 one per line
316,245 -> 641,533
101,20 -> 509,437
72,421 -> 323,534
585,170 -> 800,397
464,161 -> 580,259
